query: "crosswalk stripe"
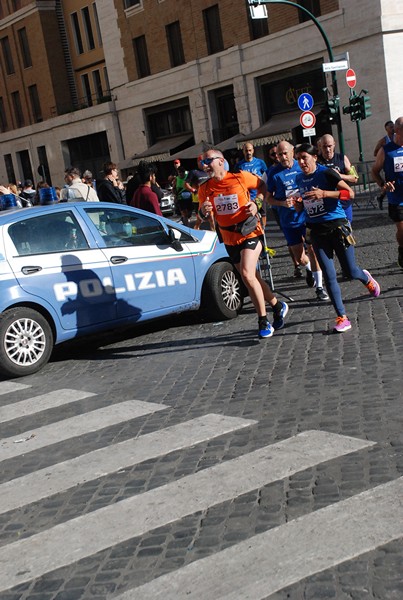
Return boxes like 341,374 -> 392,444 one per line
0,382 -> 31,396
0,400 -> 167,461
0,414 -> 256,514
0,430 -> 373,592
0,389 -> 96,423
122,476 -> 403,600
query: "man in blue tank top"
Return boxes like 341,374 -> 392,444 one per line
372,116 -> 403,268
235,142 -> 268,226
318,134 -> 358,221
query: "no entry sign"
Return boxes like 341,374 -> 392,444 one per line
300,111 -> 316,129
346,68 -> 357,89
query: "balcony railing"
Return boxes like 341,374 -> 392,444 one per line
51,91 -> 112,117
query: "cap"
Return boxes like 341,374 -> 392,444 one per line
24,179 -> 33,187
173,159 -> 181,166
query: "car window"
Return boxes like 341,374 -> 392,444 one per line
8,211 -> 89,256
169,227 -> 197,243
85,207 -> 169,247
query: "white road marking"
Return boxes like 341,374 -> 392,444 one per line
0,382 -> 31,396
0,431 -> 373,592
121,477 -> 403,600
0,400 -> 167,461
0,389 -> 96,423
0,414 -> 256,514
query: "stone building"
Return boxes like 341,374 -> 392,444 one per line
0,0 -> 401,186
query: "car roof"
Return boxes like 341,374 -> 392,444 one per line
0,202 -> 136,225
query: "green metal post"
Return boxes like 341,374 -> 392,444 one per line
247,0 -> 345,154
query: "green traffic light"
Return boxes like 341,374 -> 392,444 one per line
360,95 -> 372,119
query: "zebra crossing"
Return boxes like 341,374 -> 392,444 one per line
0,382 -> 401,598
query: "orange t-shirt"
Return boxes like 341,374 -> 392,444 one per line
198,171 -> 263,245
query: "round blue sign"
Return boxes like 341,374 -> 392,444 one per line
297,93 -> 314,111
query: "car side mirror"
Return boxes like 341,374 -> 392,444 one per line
168,227 -> 183,251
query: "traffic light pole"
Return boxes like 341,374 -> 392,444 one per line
247,0 -> 345,154
354,95 -> 364,162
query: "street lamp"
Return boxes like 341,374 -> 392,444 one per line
247,0 -> 345,154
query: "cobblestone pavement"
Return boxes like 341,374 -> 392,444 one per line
0,205 -> 402,600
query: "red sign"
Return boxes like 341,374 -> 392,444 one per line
346,68 -> 357,89
300,111 -> 316,129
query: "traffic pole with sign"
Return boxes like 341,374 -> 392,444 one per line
346,69 -> 364,163
247,0 -> 345,155
298,95 -> 316,143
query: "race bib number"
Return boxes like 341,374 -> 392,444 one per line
214,194 -> 239,215
393,156 -> 403,173
303,197 -> 327,218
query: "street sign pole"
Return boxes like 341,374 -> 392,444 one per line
247,0 -> 345,155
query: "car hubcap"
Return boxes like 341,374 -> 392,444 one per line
221,270 -> 241,311
5,318 -> 46,366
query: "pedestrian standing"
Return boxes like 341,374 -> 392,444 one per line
97,162 -> 126,204
129,161 -> 162,216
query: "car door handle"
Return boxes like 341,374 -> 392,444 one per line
110,256 -> 128,264
21,266 -> 42,275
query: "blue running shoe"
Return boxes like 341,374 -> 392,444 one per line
258,319 -> 274,339
272,301 -> 289,331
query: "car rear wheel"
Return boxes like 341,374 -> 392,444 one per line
201,261 -> 243,320
0,308 -> 54,378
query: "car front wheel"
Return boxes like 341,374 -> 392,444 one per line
0,308 -> 54,378
201,261 -> 243,320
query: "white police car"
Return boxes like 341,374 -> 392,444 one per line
0,201 -> 243,378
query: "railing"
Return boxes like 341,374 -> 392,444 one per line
51,91 -> 112,117
353,160 -> 378,209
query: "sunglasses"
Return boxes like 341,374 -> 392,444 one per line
201,156 -> 221,166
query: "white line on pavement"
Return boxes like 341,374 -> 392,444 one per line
0,400 -> 167,461
0,430 -> 374,592
0,389 -> 96,423
121,477 -> 403,600
0,414 -> 256,514
0,382 -> 31,397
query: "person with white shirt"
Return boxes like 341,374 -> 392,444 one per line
61,167 -> 99,202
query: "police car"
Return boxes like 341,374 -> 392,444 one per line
0,201 -> 243,378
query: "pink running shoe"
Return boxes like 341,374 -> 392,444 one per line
363,269 -> 380,297
333,316 -> 352,333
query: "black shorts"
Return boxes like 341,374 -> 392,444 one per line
388,203 -> 403,222
225,236 -> 263,265
178,196 -> 193,212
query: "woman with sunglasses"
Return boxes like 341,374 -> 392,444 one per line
198,149 -> 288,339
294,143 -> 380,333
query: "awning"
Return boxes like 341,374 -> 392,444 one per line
119,157 -> 136,170
132,134 -> 193,165
238,112 -> 302,148
216,133 -> 246,152
170,140 -> 213,160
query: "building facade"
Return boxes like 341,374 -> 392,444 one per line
0,0 -> 402,186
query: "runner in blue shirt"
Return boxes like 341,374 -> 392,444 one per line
372,116 -> 403,268
294,143 -> 381,333
235,142 -> 268,227
267,141 -> 328,301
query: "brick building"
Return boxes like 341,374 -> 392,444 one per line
0,0 -> 402,186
